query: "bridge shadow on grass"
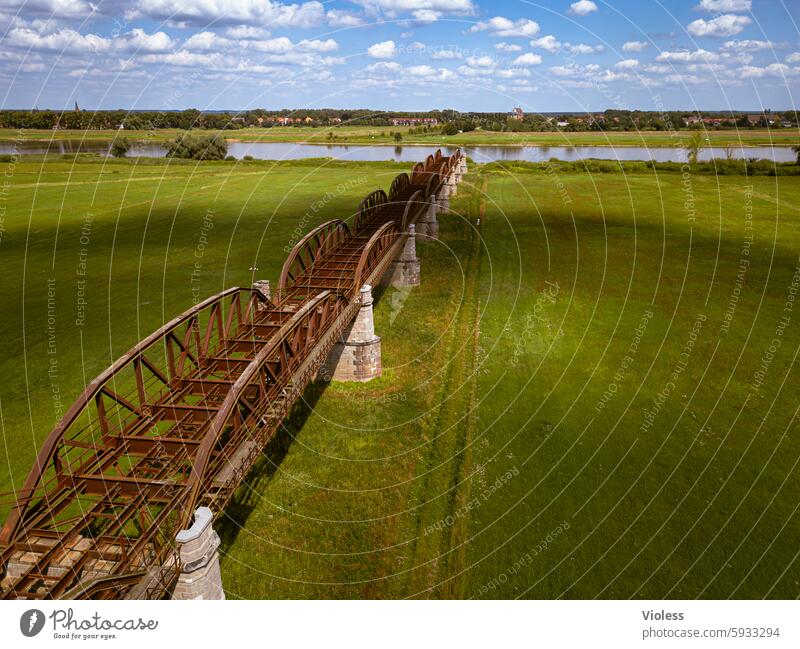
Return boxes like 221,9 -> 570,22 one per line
216,283 -> 391,553
216,380 -> 327,553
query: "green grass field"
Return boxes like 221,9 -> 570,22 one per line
1,156 -> 798,598
1,126 -> 796,148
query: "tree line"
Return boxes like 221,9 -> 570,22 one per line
0,108 -> 796,132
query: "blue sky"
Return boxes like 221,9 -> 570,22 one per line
1,0 -> 798,112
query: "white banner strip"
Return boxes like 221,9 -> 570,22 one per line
1,600 -> 797,648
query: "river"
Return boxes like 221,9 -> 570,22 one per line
0,139 -> 795,163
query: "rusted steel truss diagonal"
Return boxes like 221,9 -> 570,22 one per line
0,148 -> 463,600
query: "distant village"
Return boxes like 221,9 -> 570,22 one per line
0,104 -> 796,132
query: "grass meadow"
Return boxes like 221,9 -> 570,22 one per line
1,155 -> 798,598
1,126 -> 796,148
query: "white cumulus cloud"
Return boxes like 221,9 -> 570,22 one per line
622,40 -> 648,52
431,48 -> 462,59
687,14 -> 751,37
740,63 -> 798,78
568,0 -> 598,16
412,9 -> 441,23
530,35 -> 561,52
469,16 -> 540,38
183,31 -> 228,51
721,39 -> 774,51
7,27 -> 110,53
465,54 -> 495,67
656,48 -> 720,62
513,52 -> 542,65
225,25 -> 270,38
249,37 -> 293,53
696,0 -> 751,12
367,40 -> 396,58
351,0 -> 473,12
567,43 -> 603,54
327,10 -> 364,27
118,28 -> 175,52
298,38 -> 338,52
135,0 -> 326,28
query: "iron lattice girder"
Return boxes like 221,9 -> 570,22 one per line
0,148 -> 463,600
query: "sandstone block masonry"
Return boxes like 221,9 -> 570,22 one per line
318,284 -> 382,382
416,199 -> 439,240
171,507 -> 225,600
381,225 -> 420,288
253,279 -> 271,301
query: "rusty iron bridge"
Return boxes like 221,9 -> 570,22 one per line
0,149 -> 464,600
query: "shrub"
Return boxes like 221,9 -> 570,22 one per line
164,133 -> 228,160
684,131 -> 705,165
109,137 -> 130,158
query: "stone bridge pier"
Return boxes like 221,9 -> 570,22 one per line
171,507 -> 225,600
318,284 -> 382,382
253,279 -> 271,301
381,224 -> 420,288
416,197 -> 439,240
320,160 -> 468,384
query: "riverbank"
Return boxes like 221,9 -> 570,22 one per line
4,153 -> 798,175
0,127 -> 796,148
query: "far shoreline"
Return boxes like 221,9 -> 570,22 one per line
0,127 -> 795,149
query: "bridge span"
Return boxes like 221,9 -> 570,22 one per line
0,149 -> 465,600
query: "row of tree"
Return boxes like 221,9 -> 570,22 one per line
1,108 -> 796,132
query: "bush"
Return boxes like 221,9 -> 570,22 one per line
242,155 -> 254,161
393,132 -> 403,143
164,133 -> 228,160
684,131 -> 705,165
109,137 -> 130,158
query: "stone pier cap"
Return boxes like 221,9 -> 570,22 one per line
176,506 -> 213,544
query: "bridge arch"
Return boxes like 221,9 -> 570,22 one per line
354,189 -> 388,233
402,190 -> 425,229
278,219 -> 351,297
354,222 -> 401,290
389,173 -> 410,201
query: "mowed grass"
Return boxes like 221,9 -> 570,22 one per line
1,157 -> 799,598
1,127 -> 796,148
